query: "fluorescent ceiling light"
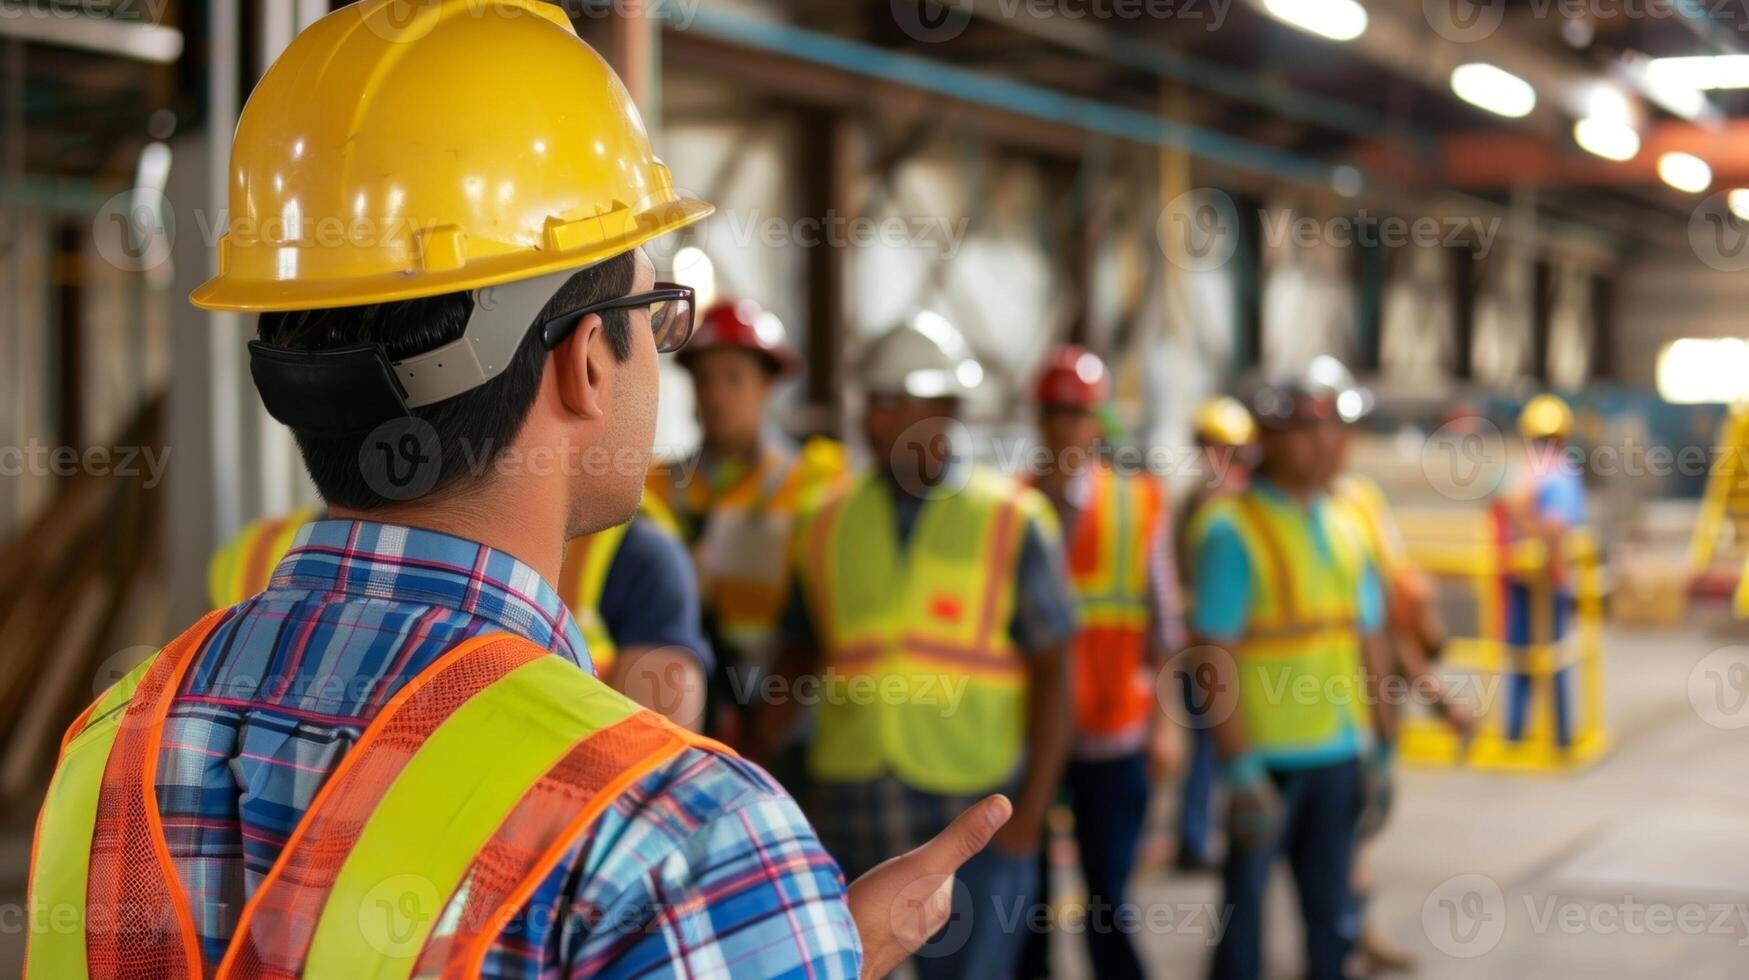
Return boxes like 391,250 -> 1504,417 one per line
1657,152 -> 1712,193
1261,0 -> 1369,42
1647,54 -> 1749,90
1573,117 -> 1640,162
1657,338 -> 1749,404
1729,189 -> 1749,222
1450,63 -> 1537,119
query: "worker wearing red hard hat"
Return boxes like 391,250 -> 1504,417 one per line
1025,344 -> 1183,980
646,298 -> 847,745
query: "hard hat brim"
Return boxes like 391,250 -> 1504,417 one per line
189,198 -> 714,313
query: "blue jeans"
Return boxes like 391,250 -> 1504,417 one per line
916,842 -> 1039,980
1179,674 -> 1219,861
1211,759 -> 1361,980
1504,585 -> 1574,746
1067,753 -> 1150,980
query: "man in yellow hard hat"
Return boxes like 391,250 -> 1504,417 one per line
644,297 -> 848,745
758,314 -> 1078,978
1185,367 -> 1396,980
1170,394 -> 1257,873
27,4 -> 1007,976
207,498 -> 713,730
1497,393 -> 1587,749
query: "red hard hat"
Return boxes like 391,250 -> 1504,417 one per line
1033,344 -> 1109,409
677,298 -> 800,376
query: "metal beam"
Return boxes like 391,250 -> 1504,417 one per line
672,6 -> 1336,185
1355,119 -> 1749,189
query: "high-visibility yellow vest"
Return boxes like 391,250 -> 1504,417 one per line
1063,467 -> 1166,739
797,468 -> 1052,795
1331,472 -> 1429,615
27,611 -> 727,979
648,437 -> 848,666
1192,488 -> 1371,759
207,501 -> 677,673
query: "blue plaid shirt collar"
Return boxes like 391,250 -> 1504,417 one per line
272,518 -> 592,672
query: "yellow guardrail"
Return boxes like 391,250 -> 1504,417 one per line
1392,508 -> 1608,774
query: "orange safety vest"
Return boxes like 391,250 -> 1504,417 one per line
27,612 -> 725,978
647,437 -> 847,665
1062,467 -> 1166,741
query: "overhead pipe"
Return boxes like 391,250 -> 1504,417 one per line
676,6 -> 1339,185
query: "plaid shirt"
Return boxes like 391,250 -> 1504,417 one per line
156,519 -> 859,977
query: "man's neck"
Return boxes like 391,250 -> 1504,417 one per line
701,433 -> 760,464
331,491 -> 565,586
1255,469 -> 1319,507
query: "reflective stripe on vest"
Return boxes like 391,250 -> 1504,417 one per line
28,615 -> 718,979
1066,468 -> 1165,737
802,469 -> 1031,795
1221,491 -> 1369,756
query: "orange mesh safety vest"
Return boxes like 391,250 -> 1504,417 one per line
27,611 -> 725,979
1063,468 -> 1166,741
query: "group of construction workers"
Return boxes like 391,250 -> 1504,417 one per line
26,2 -> 1590,978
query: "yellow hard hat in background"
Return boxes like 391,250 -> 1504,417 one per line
1518,394 -> 1574,440
191,0 -> 712,312
1193,396 -> 1257,447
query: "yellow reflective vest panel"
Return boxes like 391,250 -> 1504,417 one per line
1192,489 -> 1372,760
797,468 -> 1050,795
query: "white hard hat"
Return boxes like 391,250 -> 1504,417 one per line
861,311 -> 985,399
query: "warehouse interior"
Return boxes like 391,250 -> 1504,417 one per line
7,0 -> 1749,975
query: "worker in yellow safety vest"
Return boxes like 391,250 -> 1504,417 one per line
207,497 -> 711,729
757,314 -> 1079,979
28,4 -> 1008,976
1309,355 -> 1477,975
1024,344 -> 1181,980
1186,367 -> 1397,980
644,297 -> 848,744
1173,395 -> 1258,872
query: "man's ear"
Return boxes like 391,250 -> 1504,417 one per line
554,312 -> 610,420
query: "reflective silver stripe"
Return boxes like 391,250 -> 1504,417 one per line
391,268 -> 575,408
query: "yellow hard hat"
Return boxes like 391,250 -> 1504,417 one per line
190,0 -> 711,312
1518,394 -> 1574,440
1193,396 -> 1257,447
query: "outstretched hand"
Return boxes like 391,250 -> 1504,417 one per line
845,794 -> 1013,979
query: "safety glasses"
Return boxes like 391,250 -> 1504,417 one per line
538,282 -> 696,354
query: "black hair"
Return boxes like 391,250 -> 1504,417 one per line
257,252 -> 636,509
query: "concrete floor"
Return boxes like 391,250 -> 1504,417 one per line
0,623 -> 1742,977
1045,622 -> 1749,978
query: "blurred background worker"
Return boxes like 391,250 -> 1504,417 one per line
1173,396 -> 1259,874
645,298 -> 846,742
1185,370 -> 1396,980
1311,356 -> 1476,976
206,498 -> 713,730
1026,345 -> 1184,979
1497,394 -> 1589,749
759,316 -> 1078,978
